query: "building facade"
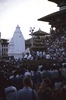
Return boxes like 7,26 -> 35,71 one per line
1,39 -> 9,58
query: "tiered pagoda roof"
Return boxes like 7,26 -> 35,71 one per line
38,9 -> 66,27
38,0 -> 66,27
29,29 -> 49,51
29,28 -> 49,36
48,0 -> 66,7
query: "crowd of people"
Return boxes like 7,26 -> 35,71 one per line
0,32 -> 66,100
0,62 -> 66,100
23,33 -> 66,63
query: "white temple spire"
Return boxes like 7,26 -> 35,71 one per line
8,25 -> 25,59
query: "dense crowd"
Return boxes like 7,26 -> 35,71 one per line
23,34 -> 66,63
0,62 -> 66,100
0,33 -> 66,100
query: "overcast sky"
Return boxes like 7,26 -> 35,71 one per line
0,0 -> 59,40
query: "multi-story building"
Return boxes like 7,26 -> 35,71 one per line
1,39 -> 9,58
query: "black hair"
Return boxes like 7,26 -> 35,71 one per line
23,76 -> 32,86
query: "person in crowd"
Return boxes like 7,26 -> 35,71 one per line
15,76 -> 40,100
5,79 -> 17,100
41,87 -> 54,100
32,66 -> 42,92
53,88 -> 60,100
38,78 -> 54,100
9,71 -> 19,90
0,71 -> 7,100
60,86 -> 66,100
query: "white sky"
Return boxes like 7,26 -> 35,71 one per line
0,0 -> 59,40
